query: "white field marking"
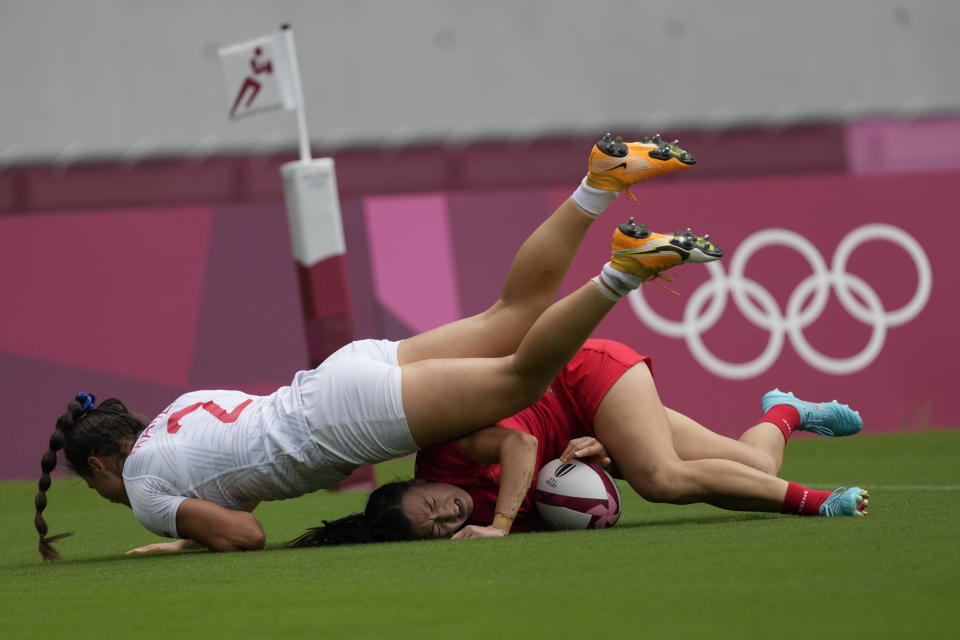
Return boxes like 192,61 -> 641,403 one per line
810,484 -> 960,491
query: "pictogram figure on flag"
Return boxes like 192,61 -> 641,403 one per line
229,47 -> 274,118
218,32 -> 295,119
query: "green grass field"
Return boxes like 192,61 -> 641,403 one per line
2,430 -> 957,639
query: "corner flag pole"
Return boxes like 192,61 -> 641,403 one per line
280,23 -> 312,163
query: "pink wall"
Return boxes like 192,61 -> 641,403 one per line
1,204 -> 309,480
847,117 -> 960,175
4,117 -> 958,480
351,172 -> 955,436
364,194 -> 461,334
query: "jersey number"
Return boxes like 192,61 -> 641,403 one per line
167,399 -> 253,434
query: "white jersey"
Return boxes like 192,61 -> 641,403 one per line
122,339 -> 417,539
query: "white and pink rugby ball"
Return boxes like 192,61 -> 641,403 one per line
534,458 -> 622,530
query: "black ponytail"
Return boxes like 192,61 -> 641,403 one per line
35,393 -> 147,561
35,395 -> 87,560
287,480 -> 418,548
287,513 -> 376,547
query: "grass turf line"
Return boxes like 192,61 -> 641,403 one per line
1,430 -> 957,639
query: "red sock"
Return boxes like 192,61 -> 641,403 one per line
781,481 -> 832,516
759,405 -> 801,442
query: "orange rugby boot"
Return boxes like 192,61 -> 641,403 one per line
587,133 -> 696,201
610,217 -> 721,284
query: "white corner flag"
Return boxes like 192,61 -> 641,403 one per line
218,31 -> 297,119
215,24 -> 371,491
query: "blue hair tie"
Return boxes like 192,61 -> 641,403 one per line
76,392 -> 97,411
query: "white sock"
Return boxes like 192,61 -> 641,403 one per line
600,262 -> 644,296
571,177 -> 619,218
591,276 -> 622,301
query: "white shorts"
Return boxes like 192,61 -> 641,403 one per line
296,338 -> 417,470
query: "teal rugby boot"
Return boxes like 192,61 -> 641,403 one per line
819,487 -> 869,516
761,389 -> 863,438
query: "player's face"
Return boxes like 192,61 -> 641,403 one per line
84,458 -> 130,506
400,482 -> 474,539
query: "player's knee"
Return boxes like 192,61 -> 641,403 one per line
752,452 -> 778,476
626,464 -> 684,503
628,461 -> 695,504
499,362 -> 549,411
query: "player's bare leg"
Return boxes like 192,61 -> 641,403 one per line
594,363 -> 789,512
399,133 -> 702,366
401,210 -> 723,449
402,281 -> 618,447
735,420 -> 788,474
666,409 -> 783,476
399,197 -> 596,365
669,390 -> 863,477
594,366 -> 868,516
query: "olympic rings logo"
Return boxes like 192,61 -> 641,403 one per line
628,224 -> 932,380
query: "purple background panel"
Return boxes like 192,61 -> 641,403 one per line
187,204 -> 309,390
2,204 -> 310,479
0,208 -> 213,386
2,350 -> 186,474
363,194 -> 460,335
341,197 -> 381,340
447,189 -> 560,318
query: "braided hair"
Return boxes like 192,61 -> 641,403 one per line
287,480 -> 418,548
35,392 -> 147,561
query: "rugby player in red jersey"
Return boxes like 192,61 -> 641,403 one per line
290,339 -> 869,547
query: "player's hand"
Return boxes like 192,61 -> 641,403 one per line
126,539 -> 199,554
451,525 -> 507,540
560,437 -> 611,469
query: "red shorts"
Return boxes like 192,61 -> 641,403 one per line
415,339 -> 652,530
552,338 -> 652,436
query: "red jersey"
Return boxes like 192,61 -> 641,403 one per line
414,339 -> 650,532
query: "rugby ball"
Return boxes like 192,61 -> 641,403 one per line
534,458 -> 621,530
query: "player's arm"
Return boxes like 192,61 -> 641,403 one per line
127,499 -> 263,554
173,498 -> 266,552
127,538 -> 203,554
453,425 -> 538,539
